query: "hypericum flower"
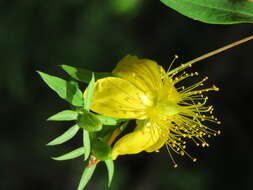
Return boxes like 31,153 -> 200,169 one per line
89,55 -> 220,167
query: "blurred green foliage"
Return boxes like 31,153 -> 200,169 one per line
1,1 -> 253,190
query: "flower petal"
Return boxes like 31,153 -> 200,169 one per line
90,77 -> 152,119
144,121 -> 167,152
111,126 -> 160,160
145,135 -> 166,152
113,55 -> 164,96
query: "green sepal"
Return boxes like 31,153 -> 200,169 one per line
95,125 -> 117,142
47,110 -> 78,121
104,159 -> 114,187
161,0 -> 253,24
91,140 -> 112,161
96,115 -> 125,126
52,147 -> 84,161
37,71 -> 83,106
47,124 -> 79,146
60,64 -> 116,83
84,73 -> 95,110
83,129 -> 91,161
96,121 -> 129,142
77,111 -> 103,132
77,165 -> 96,190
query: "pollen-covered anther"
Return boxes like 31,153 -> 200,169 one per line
202,142 -> 209,147
212,85 -> 219,91
173,164 -> 178,168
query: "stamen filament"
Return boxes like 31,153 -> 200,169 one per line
166,35 -> 253,76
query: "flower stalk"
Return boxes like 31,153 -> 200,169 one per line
166,34 -> 253,76
87,122 -> 128,167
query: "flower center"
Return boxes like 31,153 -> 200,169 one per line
156,100 -> 180,116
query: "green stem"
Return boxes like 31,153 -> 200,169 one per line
87,122 -> 128,167
166,34 -> 253,76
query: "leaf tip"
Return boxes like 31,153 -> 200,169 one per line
59,64 -> 66,69
36,71 -> 43,76
46,117 -> 52,121
46,141 -> 54,146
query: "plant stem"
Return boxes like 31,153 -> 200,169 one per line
87,122 -> 128,167
166,34 -> 253,76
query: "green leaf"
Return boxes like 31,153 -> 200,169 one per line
47,110 -> 78,121
105,160 -> 114,187
37,71 -> 83,106
60,65 -> 115,83
83,129 -> 91,161
77,165 -> 96,190
78,112 -> 103,132
91,140 -> 112,161
160,0 -> 253,24
52,147 -> 84,161
84,73 -> 95,110
96,115 -> 124,126
47,125 -> 79,146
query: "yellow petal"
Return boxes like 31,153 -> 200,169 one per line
90,77 -> 153,119
144,121 -> 166,152
113,55 -> 164,96
145,134 -> 166,152
112,123 -> 161,160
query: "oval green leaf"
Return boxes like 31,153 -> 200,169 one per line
47,125 -> 79,146
77,165 -> 96,190
37,71 -> 83,106
47,110 -> 78,121
78,112 -> 103,132
161,0 -> 253,24
52,147 -> 84,161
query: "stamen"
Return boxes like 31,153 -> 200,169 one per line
161,55 -> 179,79
167,35 -> 253,76
179,145 -> 197,162
167,55 -> 179,73
165,144 -> 178,168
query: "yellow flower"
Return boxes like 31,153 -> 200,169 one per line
90,55 -> 220,166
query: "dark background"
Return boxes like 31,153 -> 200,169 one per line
1,0 -> 253,190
